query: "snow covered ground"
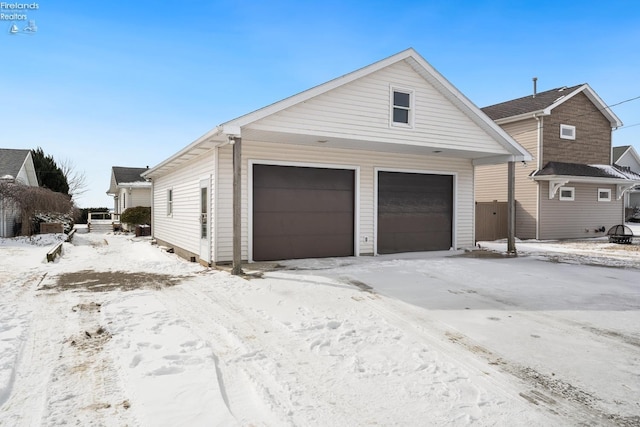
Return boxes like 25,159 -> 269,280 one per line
0,229 -> 639,426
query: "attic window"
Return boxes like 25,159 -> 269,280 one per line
560,124 -> 576,140
390,87 -> 414,128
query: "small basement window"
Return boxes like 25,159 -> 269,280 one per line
559,186 -> 575,201
597,188 -> 611,202
167,189 -> 173,215
390,87 -> 413,127
560,124 -> 576,140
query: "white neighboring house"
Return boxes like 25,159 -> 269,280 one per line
0,149 -> 39,237
106,166 -> 152,222
613,145 -> 640,210
143,48 -> 531,265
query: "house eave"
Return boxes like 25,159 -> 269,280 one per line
494,110 -> 549,125
532,173 -> 640,200
472,153 -> 531,166
531,174 -> 636,185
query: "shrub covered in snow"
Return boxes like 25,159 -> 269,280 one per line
33,212 -> 75,234
120,206 -> 151,226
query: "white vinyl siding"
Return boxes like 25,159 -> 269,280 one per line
118,188 -> 151,213
152,150 -> 215,261
0,198 -> 19,237
539,182 -> 622,239
250,60 -> 510,155
475,119 -> 539,239
215,140 -> 474,262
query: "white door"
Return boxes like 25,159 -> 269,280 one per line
199,179 -> 210,263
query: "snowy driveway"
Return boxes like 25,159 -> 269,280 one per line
271,240 -> 640,425
1,232 -> 639,426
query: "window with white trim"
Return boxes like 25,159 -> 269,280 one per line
560,124 -> 576,140
390,87 -> 414,127
559,186 -> 575,201
597,188 -> 611,202
167,189 -> 173,215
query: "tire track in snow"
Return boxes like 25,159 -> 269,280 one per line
363,290 -> 627,427
163,271 -> 565,426
157,275 -> 413,426
155,279 -> 294,426
0,283 -> 71,425
352,291 -> 597,426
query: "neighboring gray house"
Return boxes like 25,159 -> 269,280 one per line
0,148 -> 39,237
143,48 -> 530,265
612,145 -> 640,210
476,84 -> 640,240
106,166 -> 152,216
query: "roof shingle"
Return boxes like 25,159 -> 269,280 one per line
482,84 -> 584,121
0,148 -> 31,178
112,166 -> 149,184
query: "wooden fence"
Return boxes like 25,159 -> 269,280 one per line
475,201 -> 508,242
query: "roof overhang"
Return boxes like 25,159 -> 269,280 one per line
532,174 -> 640,200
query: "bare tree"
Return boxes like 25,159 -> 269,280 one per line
59,157 -> 88,198
0,182 -> 73,235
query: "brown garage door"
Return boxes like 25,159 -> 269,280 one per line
378,171 -> 452,254
253,164 -> 355,261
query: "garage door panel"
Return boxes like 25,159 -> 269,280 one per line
253,164 -> 355,261
378,213 -> 451,233
378,231 -> 452,253
378,171 -> 452,254
254,166 -> 353,191
253,234 -> 353,261
254,212 -> 355,236
254,189 -> 354,213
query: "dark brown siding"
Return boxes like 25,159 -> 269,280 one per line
253,164 -> 354,261
378,171 -> 452,253
542,92 -> 612,165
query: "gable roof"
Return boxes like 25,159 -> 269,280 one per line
112,166 -> 149,184
107,166 -> 150,194
0,148 -> 38,186
145,48 -> 531,178
0,148 -> 31,178
612,145 -> 631,163
482,84 -> 622,128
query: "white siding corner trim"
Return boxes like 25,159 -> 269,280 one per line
247,159 -> 360,263
373,167 -> 458,255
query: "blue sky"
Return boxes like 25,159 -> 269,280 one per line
2,1 -> 639,207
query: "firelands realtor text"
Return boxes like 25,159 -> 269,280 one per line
1,2 -> 38,20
